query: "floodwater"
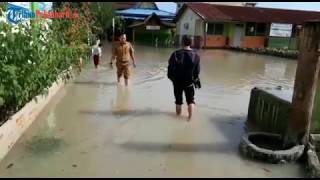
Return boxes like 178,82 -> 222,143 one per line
0,43 -> 305,177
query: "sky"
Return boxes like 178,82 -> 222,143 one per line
155,2 -> 320,13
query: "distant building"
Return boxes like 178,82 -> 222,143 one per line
174,2 -> 320,49
113,2 -> 160,10
201,2 -> 256,6
116,2 -> 174,21
175,2 -> 256,13
112,2 -> 137,10
115,2 -> 176,46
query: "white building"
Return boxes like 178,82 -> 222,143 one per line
174,2 -> 320,49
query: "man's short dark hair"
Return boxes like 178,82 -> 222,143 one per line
119,32 -> 126,37
98,43 -> 102,47
182,35 -> 192,46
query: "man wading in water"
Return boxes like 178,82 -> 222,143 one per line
167,35 -> 201,120
110,33 -> 136,86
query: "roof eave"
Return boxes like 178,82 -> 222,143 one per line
174,3 -> 206,23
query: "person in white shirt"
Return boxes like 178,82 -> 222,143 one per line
92,43 -> 102,69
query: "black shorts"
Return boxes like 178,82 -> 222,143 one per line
173,83 -> 195,105
93,55 -> 100,66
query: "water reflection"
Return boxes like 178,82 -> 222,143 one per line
111,85 -> 131,114
46,112 -> 56,134
198,50 -> 296,91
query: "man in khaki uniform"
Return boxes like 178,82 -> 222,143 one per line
110,33 -> 136,86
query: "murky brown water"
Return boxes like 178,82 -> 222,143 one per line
0,43 -> 305,177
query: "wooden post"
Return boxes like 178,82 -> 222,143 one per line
296,25 -> 303,50
132,28 -> 135,44
284,21 -> 320,145
204,22 -> 208,49
112,18 -> 115,42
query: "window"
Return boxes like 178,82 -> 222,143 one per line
207,23 -> 224,35
207,23 -> 215,35
256,23 -> 266,36
245,22 -> 266,36
245,22 -> 256,36
291,25 -> 300,38
214,23 -> 224,35
183,23 -> 189,30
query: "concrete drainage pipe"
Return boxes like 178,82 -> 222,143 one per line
239,132 -> 305,164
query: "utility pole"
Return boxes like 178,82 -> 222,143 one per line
204,22 -> 208,49
284,21 -> 320,146
112,17 -> 115,42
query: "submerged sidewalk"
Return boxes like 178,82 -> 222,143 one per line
0,45 -> 305,177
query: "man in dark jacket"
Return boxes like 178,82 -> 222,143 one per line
167,35 -> 200,120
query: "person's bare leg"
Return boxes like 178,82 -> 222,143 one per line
176,105 -> 182,116
117,76 -> 121,84
124,67 -> 130,86
187,104 -> 195,120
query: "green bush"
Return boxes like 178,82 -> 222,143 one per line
230,46 -> 299,59
0,4 -> 91,124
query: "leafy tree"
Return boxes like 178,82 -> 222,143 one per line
90,2 -> 115,39
0,2 -> 7,16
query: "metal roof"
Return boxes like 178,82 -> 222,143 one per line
175,2 -> 320,24
116,8 -> 176,19
112,2 -> 137,10
113,2 -> 160,10
120,16 -> 173,21
128,13 -> 175,28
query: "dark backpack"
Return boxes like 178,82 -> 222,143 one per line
171,50 -> 201,89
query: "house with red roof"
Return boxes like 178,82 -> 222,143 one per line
174,3 -> 320,49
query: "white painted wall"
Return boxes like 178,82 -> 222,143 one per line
176,8 -> 206,46
195,19 -> 204,36
176,8 -> 203,45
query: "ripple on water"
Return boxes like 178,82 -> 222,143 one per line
134,64 -> 167,86
241,75 -> 294,90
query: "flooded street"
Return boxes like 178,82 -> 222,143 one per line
0,43 -> 305,177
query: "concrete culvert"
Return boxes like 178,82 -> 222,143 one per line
239,132 -> 305,164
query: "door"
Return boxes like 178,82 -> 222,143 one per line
233,24 -> 244,47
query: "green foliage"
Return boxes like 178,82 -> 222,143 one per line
114,16 -> 126,34
135,30 -> 174,47
0,2 -> 7,16
230,47 -> 299,59
90,2 -> 115,35
0,4 -> 92,124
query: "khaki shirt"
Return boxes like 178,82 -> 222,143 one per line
112,41 -> 134,66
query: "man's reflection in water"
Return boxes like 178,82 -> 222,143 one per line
111,85 -> 131,115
